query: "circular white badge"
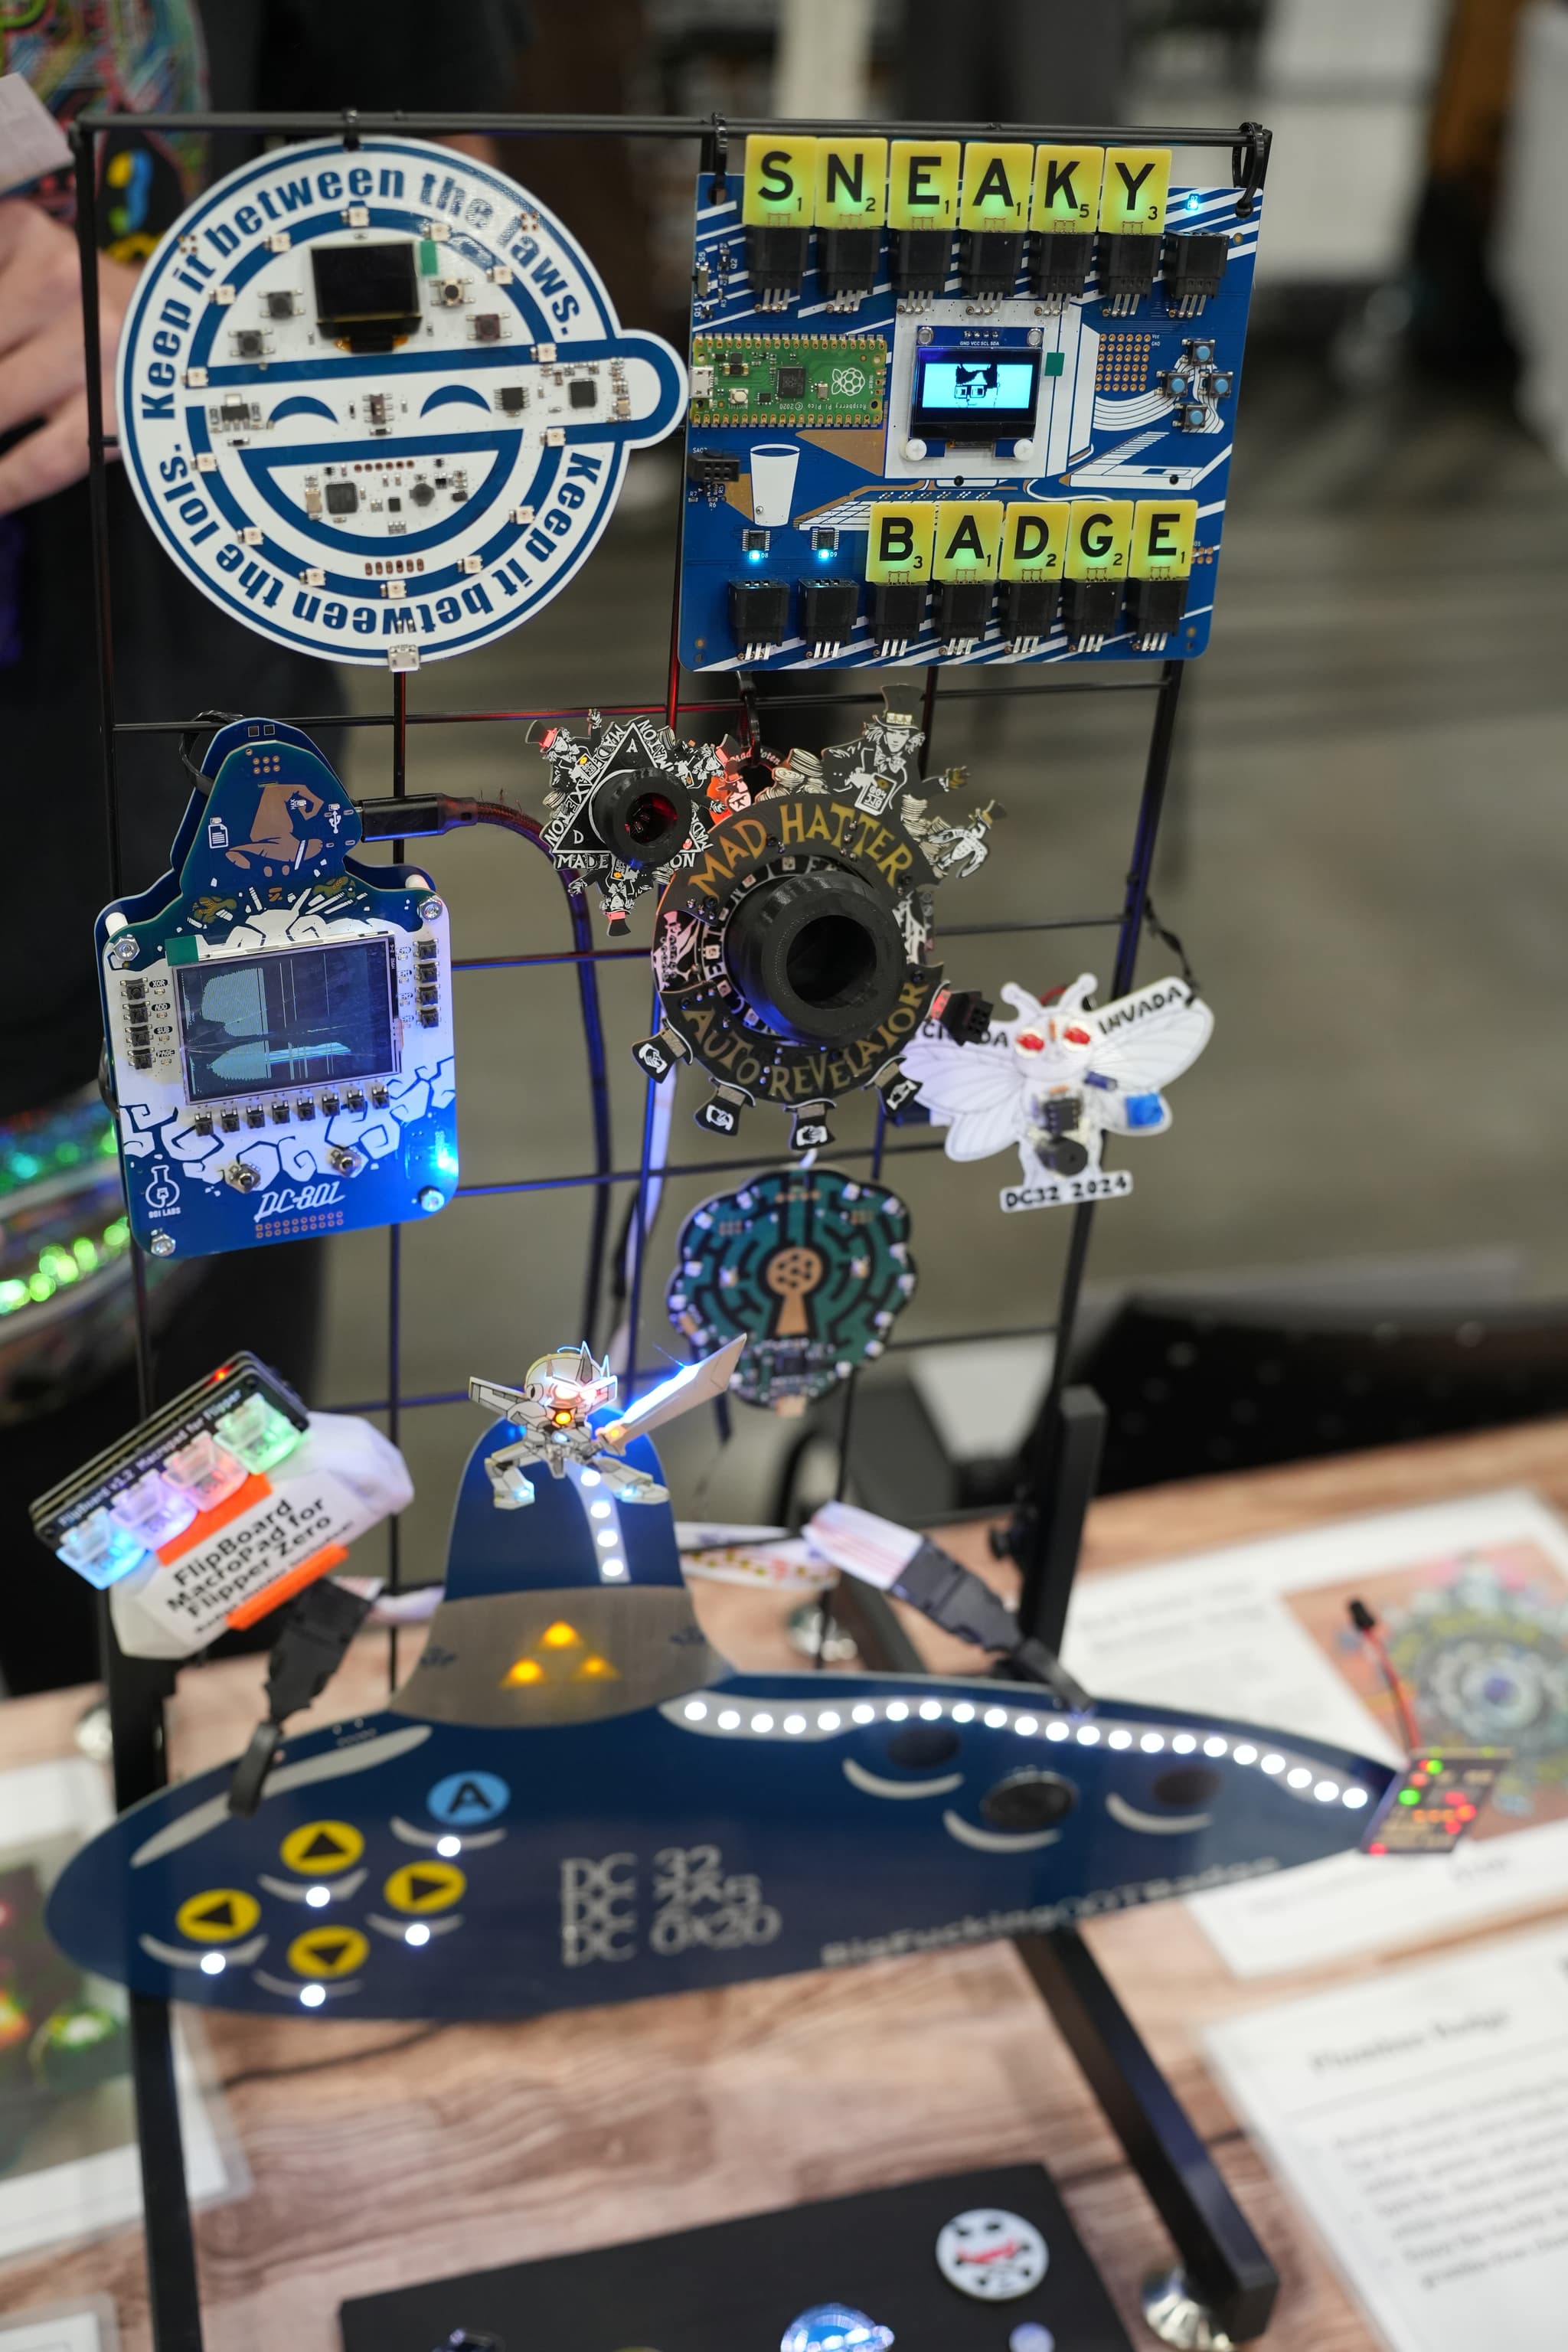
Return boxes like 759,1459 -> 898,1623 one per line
935,2207 -> 1049,2301
117,138 -> 685,665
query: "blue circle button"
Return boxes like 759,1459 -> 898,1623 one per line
426,1770 -> 511,1827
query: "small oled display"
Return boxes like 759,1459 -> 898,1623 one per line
176,940 -> 397,1102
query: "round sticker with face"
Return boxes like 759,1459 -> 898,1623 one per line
934,2207 -> 1048,2301
117,138 -> 686,666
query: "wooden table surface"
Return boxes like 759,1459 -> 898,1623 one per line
5,1413 -> 1568,2352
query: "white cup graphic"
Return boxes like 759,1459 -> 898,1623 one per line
750,443 -> 801,527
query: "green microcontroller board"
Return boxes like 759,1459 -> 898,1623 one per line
690,333 -> 887,427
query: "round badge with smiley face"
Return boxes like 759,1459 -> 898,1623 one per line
934,2207 -> 1048,2301
118,139 -> 686,667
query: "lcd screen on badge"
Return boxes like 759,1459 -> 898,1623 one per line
910,347 -> 1040,437
176,939 -> 397,1102
918,360 -> 1035,412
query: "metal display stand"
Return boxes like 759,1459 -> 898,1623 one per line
70,105 -> 1272,2352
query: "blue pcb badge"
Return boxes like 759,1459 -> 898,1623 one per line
100,720 -> 459,1260
116,139 -> 687,665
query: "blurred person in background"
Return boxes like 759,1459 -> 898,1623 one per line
0,0 -> 524,1694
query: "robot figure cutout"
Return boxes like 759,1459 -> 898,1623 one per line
469,1335 -> 744,1507
902,972 -> 1212,1214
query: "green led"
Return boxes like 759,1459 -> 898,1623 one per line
214,1394 -> 302,1474
0,1214 -> 133,1321
1398,1788 -> 1420,1805
418,237 -> 440,275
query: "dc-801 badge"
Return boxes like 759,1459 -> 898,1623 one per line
117,137 -> 687,666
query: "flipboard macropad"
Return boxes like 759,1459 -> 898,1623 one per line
680,136 -> 1261,673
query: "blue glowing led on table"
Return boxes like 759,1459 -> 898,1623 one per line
781,2308 -> 894,2352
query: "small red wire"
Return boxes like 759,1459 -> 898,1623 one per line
1348,1599 -> 1421,1754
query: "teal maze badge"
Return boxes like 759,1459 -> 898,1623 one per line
668,1168 -> 916,1412
117,139 -> 686,666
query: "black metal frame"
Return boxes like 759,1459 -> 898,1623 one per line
67,103 -> 1273,2350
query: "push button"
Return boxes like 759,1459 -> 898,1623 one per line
980,1772 -> 1077,1831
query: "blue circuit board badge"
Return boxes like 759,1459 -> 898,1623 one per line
680,137 -> 1259,672
668,1168 -> 917,1412
100,718 -> 458,1260
116,138 -> 686,666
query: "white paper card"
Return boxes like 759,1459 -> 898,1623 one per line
0,2300 -> 116,2352
1060,1487 -> 1568,1974
1206,1919 -> 1568,2352
0,75 -> 72,193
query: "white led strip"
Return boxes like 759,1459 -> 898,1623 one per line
568,1456 -> 628,1579
659,1690 -> 1374,1811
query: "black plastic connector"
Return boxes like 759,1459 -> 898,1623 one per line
998,577 -> 1062,643
1163,231 -> 1228,315
1062,578 -> 1122,649
1028,230 -> 1094,305
937,987 -> 992,1044
957,229 -> 1025,299
871,578 -> 927,650
1097,232 -> 1160,312
935,577 -> 993,644
745,223 -> 807,307
818,226 -> 879,304
890,227 -> 950,300
798,576 -> 859,652
728,576 -> 790,656
1126,576 -> 1190,650
688,446 -> 741,488
890,1537 -> 1020,1654
227,1580 -> 375,1815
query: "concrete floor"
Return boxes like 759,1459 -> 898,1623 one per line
317,352 -> 1568,1576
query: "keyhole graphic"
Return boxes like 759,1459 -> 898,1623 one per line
765,1245 -> 825,1337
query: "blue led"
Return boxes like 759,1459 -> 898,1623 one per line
815,547 -> 834,561
782,2310 -> 893,2352
57,1508 -> 150,1590
1184,192 -> 1202,213
1125,1092 -> 1165,1129
746,548 -> 765,564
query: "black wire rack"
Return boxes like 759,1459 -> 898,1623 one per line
68,104 -> 1271,2352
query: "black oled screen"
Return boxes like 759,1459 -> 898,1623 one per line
311,240 -> 419,329
176,940 -> 397,1102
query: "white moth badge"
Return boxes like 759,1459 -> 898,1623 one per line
900,972 -> 1213,1213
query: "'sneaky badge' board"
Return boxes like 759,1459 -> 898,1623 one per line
119,137 -> 686,665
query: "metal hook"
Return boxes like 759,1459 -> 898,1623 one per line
341,106 -> 361,154
708,112 -> 730,203
1230,120 -> 1270,218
